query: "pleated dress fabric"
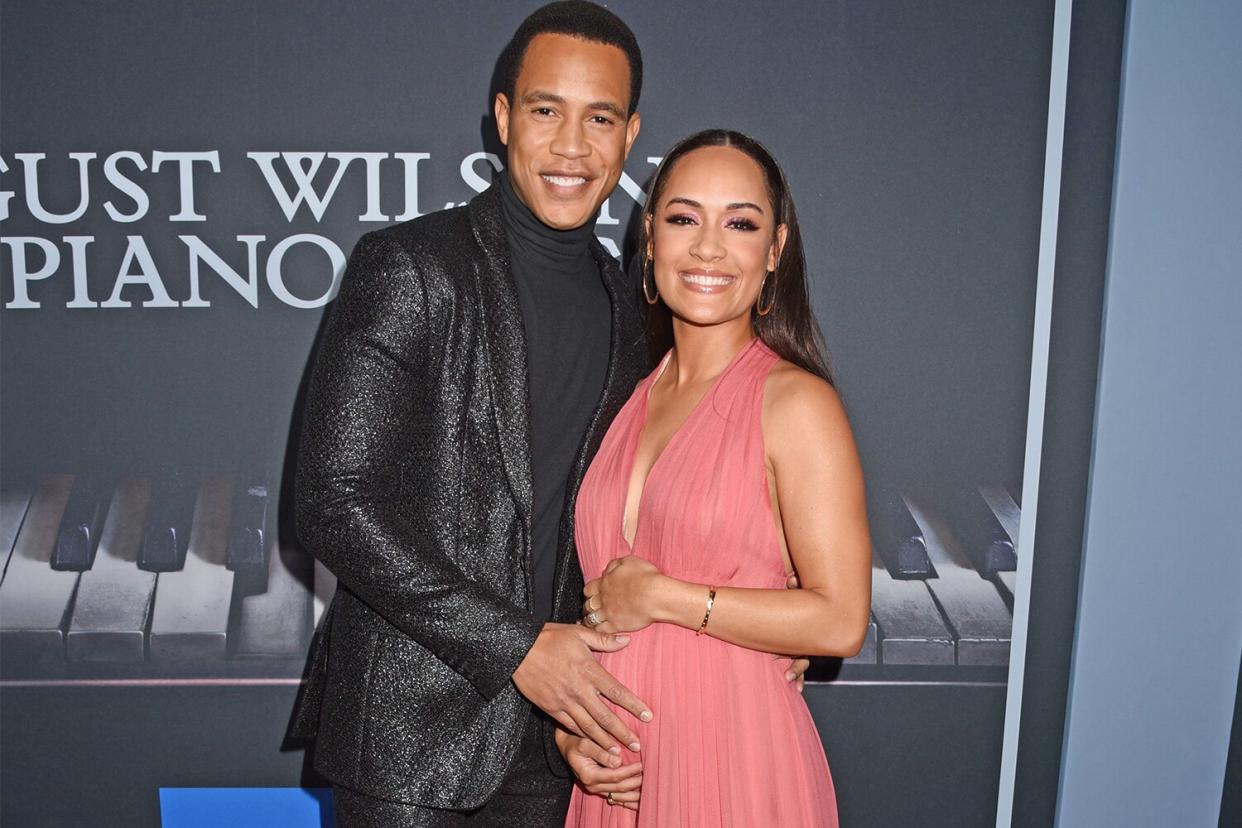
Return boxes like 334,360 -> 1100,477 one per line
565,338 -> 839,827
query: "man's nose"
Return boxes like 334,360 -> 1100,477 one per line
549,118 -> 590,160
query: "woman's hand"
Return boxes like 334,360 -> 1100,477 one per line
554,727 -> 642,811
783,570 -> 811,692
582,555 -> 665,634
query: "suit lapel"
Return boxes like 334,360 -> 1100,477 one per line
468,185 -> 533,527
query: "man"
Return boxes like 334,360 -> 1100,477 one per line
288,3 -> 806,824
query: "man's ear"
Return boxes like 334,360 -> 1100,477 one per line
494,93 -> 511,146
623,112 -> 642,159
768,223 -> 789,271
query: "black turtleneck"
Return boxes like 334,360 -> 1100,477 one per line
499,172 -> 610,622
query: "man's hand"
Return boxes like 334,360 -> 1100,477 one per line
555,728 -> 642,811
513,623 -> 653,754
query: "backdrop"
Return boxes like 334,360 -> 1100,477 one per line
1,2 -> 1056,825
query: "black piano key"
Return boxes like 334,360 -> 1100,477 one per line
869,483 -> 934,579
994,570 -> 1018,611
227,483 -> 268,574
139,475 -> 196,572
946,486 -> 1017,578
51,476 -> 108,571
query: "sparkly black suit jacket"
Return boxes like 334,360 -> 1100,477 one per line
287,184 -> 648,809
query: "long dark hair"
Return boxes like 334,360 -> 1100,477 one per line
638,129 -> 834,385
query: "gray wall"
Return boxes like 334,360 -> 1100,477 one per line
1056,2 -> 1242,825
1,3 -> 1057,826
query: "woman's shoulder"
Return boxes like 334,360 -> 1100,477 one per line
761,358 -> 852,445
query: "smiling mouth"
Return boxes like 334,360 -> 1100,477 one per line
679,271 -> 737,293
541,174 -> 589,188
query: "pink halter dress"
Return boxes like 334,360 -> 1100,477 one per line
565,337 -> 839,827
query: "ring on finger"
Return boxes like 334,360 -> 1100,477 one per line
606,792 -> 614,805
586,611 -> 600,627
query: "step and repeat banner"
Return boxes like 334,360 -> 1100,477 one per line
1,2 -> 1055,825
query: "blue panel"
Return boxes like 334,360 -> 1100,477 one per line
159,788 -> 334,828
1055,1 -> 1242,825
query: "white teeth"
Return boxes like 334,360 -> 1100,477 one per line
542,174 -> 587,186
681,274 -> 733,286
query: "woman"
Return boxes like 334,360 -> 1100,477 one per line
557,129 -> 872,826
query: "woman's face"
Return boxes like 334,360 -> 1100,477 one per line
648,145 -> 786,330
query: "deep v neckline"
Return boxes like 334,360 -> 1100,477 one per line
619,338 -> 758,551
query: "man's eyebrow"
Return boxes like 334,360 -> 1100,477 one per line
665,196 -> 765,214
521,91 -> 566,106
520,91 -> 625,118
587,101 -> 626,118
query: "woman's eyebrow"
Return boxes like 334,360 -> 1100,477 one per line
665,196 -> 764,214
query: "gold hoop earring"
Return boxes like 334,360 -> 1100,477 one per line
642,260 -> 660,305
755,271 -> 776,316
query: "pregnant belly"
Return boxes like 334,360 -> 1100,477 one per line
596,623 -> 798,765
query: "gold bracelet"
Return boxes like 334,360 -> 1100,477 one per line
696,586 -> 718,636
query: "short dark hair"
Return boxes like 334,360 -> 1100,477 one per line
498,1 -> 643,115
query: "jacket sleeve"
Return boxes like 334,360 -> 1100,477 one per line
295,231 -> 542,700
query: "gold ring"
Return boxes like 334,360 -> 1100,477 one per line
586,611 -> 600,627
606,792 -> 614,805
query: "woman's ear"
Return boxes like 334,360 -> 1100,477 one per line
644,213 -> 654,260
768,224 -> 789,271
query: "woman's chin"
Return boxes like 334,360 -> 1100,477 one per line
667,303 -> 750,330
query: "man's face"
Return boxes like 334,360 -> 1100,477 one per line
494,33 -> 641,230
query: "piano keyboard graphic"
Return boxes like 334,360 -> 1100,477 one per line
0,474 -> 1020,683
0,474 -> 335,680
832,481 -> 1020,681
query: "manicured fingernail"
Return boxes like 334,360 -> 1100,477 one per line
610,756 -> 621,767
629,741 -> 641,752
609,745 -> 621,755
615,635 -> 630,644
640,710 -> 652,722
785,672 -> 794,681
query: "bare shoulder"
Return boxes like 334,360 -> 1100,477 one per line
761,359 -> 859,463
763,360 -> 847,430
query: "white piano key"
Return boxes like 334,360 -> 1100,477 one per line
903,493 -> 1012,666
0,482 -> 34,581
149,475 -> 235,661
978,483 -> 1021,552
232,540 -> 312,658
0,475 -> 78,656
66,476 -> 158,662
312,558 -> 337,629
869,556 -> 955,665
